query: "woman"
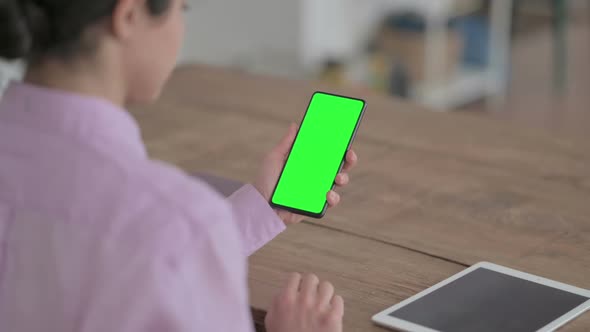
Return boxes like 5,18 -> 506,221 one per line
0,0 -> 358,331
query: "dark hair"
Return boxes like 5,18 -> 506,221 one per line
0,0 -> 171,61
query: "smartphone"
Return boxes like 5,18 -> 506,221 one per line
270,92 -> 366,218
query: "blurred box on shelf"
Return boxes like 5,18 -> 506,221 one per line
376,27 -> 463,84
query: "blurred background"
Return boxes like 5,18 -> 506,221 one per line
176,0 -> 590,137
1,0 -> 589,135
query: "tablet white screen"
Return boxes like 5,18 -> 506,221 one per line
388,267 -> 589,332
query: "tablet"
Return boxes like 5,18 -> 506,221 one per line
372,262 -> 590,332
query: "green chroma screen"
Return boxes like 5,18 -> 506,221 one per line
271,92 -> 365,215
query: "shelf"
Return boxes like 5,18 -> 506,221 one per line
413,67 -> 503,110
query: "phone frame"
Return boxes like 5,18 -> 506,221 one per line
269,91 -> 366,219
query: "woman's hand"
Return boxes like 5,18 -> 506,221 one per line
265,273 -> 344,332
254,123 -> 358,225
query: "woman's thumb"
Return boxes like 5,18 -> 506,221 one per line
275,123 -> 298,155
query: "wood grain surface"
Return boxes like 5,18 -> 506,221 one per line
132,64 -> 589,331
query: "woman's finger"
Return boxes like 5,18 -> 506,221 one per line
327,191 -> 341,207
283,272 -> 302,297
317,281 -> 335,309
330,295 -> 345,318
342,150 -> 358,171
334,173 -> 349,186
300,274 -> 320,303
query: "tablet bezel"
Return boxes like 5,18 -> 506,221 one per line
372,262 -> 590,332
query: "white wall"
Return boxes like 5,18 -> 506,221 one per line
179,0 -> 300,67
177,0 -> 414,74
0,60 -> 24,97
301,0 -> 382,69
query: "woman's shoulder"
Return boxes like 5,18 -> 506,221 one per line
116,158 -> 234,225
83,157 -> 240,253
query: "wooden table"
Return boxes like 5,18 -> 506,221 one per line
132,65 -> 590,331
